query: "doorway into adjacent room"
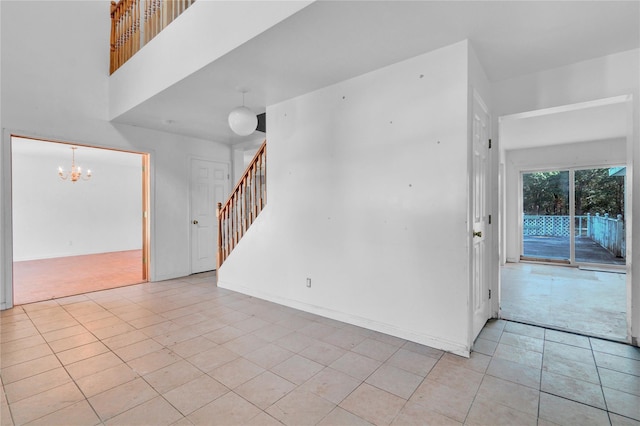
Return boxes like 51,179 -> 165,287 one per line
502,165 -> 627,340
498,96 -> 631,342
11,136 -> 150,305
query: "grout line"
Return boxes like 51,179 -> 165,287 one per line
538,328 -> 546,421
589,335 -> 611,419
4,289 -> 636,425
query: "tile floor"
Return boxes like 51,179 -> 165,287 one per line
1,272 -> 638,425
12,250 -> 144,305
501,262 -> 627,341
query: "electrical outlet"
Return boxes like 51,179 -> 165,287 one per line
306,278 -> 311,288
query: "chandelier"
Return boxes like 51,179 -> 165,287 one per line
58,146 -> 91,182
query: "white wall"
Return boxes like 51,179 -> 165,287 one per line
219,41 -> 474,355
492,49 -> 640,345
504,139 -> 627,262
12,143 -> 142,261
0,1 -> 231,309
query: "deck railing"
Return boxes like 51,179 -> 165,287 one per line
586,213 -> 625,258
523,214 -> 625,258
217,141 -> 267,268
523,215 -> 571,237
110,0 -> 196,74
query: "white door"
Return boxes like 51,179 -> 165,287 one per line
472,92 -> 491,340
190,159 -> 229,273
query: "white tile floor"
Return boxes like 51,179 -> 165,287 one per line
501,262 -> 627,341
1,272 -> 639,425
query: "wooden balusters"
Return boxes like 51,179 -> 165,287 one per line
217,141 -> 267,269
110,0 -> 141,74
110,0 -> 196,74
145,0 -> 162,44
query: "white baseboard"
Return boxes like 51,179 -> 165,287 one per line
217,280 -> 470,357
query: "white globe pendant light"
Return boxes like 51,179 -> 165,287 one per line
228,106 -> 257,136
228,91 -> 257,136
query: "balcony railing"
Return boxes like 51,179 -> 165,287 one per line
110,0 -> 195,74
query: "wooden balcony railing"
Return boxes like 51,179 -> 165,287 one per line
217,141 -> 267,269
110,0 -> 196,74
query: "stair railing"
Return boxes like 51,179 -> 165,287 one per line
217,141 -> 267,268
110,0 -> 196,74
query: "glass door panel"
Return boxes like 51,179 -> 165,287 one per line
522,170 -> 570,261
575,168 -> 626,265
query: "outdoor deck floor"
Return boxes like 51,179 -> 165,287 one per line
523,236 -> 625,265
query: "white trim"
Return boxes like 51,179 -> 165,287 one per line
569,169 -> 576,265
624,95 -> 634,343
218,279 -> 470,357
1,129 -> 14,310
499,95 -> 632,123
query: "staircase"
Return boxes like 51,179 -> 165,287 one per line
217,141 -> 267,268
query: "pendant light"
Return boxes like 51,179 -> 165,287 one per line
228,90 -> 257,136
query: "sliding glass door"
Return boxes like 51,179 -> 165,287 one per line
522,170 -> 570,262
574,167 -> 625,265
522,167 -> 626,266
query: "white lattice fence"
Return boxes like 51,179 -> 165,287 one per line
523,215 -> 570,237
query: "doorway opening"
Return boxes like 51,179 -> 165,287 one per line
498,96 -> 631,342
502,165 -> 627,340
11,136 -> 150,305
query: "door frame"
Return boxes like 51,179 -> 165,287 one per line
142,153 -> 151,280
3,134 -> 151,309
188,156 -> 230,275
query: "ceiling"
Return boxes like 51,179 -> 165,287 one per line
112,0 -> 640,144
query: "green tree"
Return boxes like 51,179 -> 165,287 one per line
523,168 -> 624,218
575,169 -> 624,217
523,171 -> 569,215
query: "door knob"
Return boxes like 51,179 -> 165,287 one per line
473,230 -> 482,238
193,220 -> 198,225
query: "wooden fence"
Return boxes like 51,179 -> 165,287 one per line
110,0 -> 195,74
